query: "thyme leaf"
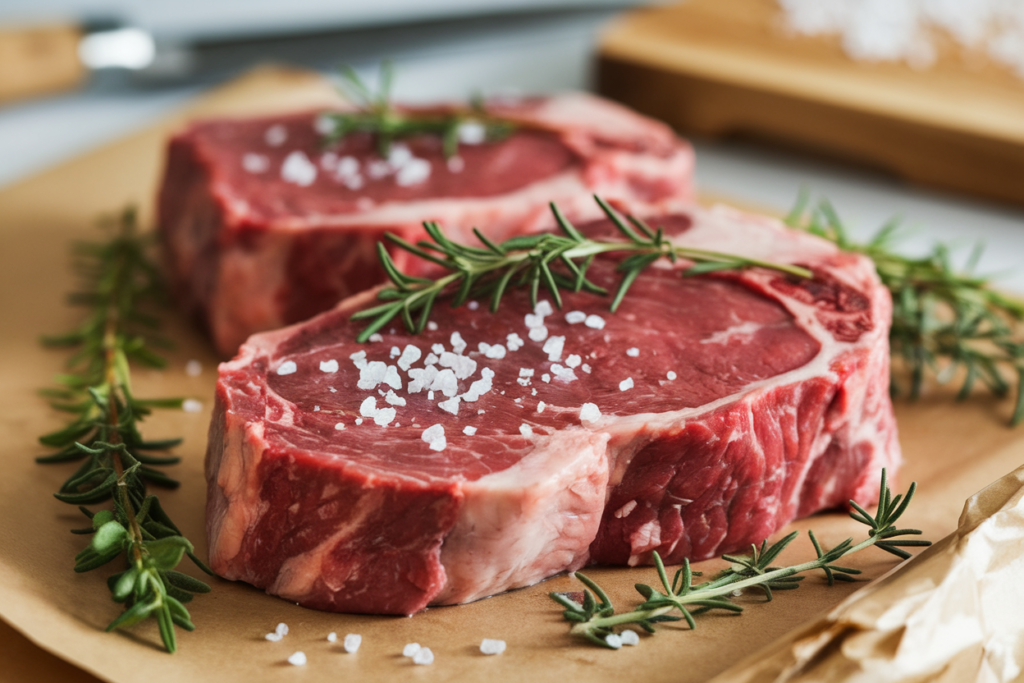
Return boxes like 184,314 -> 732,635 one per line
551,469 -> 929,648
351,195 -> 812,342
39,207 -> 211,653
320,62 -> 515,159
786,193 -> 1024,426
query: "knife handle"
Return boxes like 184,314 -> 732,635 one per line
0,24 -> 85,104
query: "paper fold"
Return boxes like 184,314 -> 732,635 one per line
713,465 -> 1024,683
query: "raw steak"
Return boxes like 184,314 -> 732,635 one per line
205,201 -> 899,615
158,93 -> 695,357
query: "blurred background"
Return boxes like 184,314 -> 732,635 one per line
2,0 -> 1023,290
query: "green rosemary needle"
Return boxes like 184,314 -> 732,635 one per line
351,195 -> 812,342
38,207 -> 211,653
551,469 -> 930,648
786,193 -> 1024,426
320,62 -> 516,158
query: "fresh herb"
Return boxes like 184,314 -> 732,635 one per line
38,207 -> 211,653
786,193 -> 1024,426
352,196 -> 812,342
550,469 -> 929,648
320,62 -> 516,158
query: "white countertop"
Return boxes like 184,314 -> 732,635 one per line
2,6 -> 1022,292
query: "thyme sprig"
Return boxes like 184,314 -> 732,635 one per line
321,62 -> 515,158
551,470 -> 929,648
786,194 -> 1024,426
352,196 -> 812,342
39,207 -> 211,653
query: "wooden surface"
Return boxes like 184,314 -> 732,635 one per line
0,24 -> 84,103
1,67 -> 1023,683
597,0 -> 1024,207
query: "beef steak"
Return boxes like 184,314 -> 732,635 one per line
158,93 -> 694,356
205,201 -> 899,615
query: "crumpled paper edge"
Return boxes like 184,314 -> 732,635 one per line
710,465 -> 1024,683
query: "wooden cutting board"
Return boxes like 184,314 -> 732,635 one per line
1,66 -> 1023,683
597,0 -> 1024,207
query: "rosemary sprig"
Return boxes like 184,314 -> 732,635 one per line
786,193 -> 1024,426
550,469 -> 929,648
352,196 -> 812,342
39,207 -> 211,653
320,62 -> 515,158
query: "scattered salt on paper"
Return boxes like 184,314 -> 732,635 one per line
287,651 -> 306,666
480,638 -> 507,655
344,633 -> 362,653
413,647 -> 434,665
403,643 -> 421,657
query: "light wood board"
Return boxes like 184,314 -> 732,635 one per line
598,0 -> 1024,207
1,66 -> 1022,683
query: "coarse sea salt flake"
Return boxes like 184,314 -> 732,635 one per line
524,313 -> 544,328
242,153 -> 269,174
357,361 -> 387,389
484,344 -> 506,360
432,343 -> 445,355
344,634 -> 362,653
463,426 -> 477,435
543,336 -> 565,362
619,377 -> 634,391
374,407 -> 396,427
320,359 -> 339,373
424,353 -> 439,366
287,651 -> 307,666
396,158 -> 431,187
438,396 -> 460,415
265,632 -> 282,642
281,151 -> 317,187
421,425 -> 446,451
538,401 -> 546,413
182,399 -> 203,413
626,347 -> 639,357
528,326 -> 548,343
520,368 -> 535,377
355,418 -> 363,425
398,344 -> 422,371
620,629 -> 640,646
276,623 -> 289,635
580,403 -> 601,423
369,333 -> 384,343
383,365 -> 402,390
390,346 -> 400,358
334,422 -> 345,430
582,364 -> 592,374
313,405 -> 320,412
403,643 -> 421,657
413,647 -> 434,665
450,331 -> 467,354
264,124 -> 287,146
667,371 -> 677,380
185,359 -> 202,377
565,354 -> 581,368
585,314 -> 605,330
517,378 -> 530,387
276,360 -> 297,376
430,368 -> 459,397
551,364 -> 577,382
542,373 -> 551,383
480,638 -> 506,655
327,632 -> 337,642
605,634 -> 623,649
427,321 -> 439,331
385,390 -> 406,406
534,300 -> 553,317
360,397 -> 378,417
458,121 -> 487,144
506,333 -> 524,351
565,311 -> 586,324
467,300 -> 480,311
519,424 -> 533,437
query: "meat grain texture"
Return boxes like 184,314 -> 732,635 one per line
158,93 -> 695,357
205,202 -> 900,615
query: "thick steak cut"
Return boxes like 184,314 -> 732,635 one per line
205,202 -> 899,615
158,93 -> 694,356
